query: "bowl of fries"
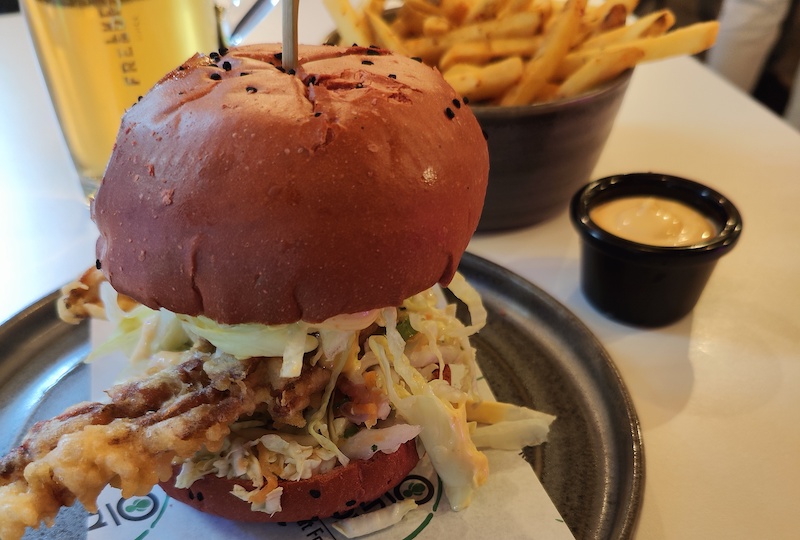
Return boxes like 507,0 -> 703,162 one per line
324,0 -> 720,229
471,69 -> 632,230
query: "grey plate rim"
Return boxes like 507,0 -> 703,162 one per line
458,252 -> 644,539
0,252 -> 643,539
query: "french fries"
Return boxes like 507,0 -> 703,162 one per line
443,56 -> 525,101
500,0 -> 586,105
324,0 -> 720,105
554,46 -> 643,99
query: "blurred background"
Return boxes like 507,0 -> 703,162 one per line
2,0 -> 797,128
635,0 -> 799,128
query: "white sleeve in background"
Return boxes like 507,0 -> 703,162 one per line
705,0 -> 792,93
783,65 -> 800,130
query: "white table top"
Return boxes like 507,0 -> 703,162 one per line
2,8 -> 800,540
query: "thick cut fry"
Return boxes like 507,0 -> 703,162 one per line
422,15 -> 453,37
497,0 -> 532,18
439,37 -> 543,70
327,0 -> 719,105
366,11 -> 409,54
532,0 -> 554,23
555,21 -> 720,80
404,0 -> 443,16
363,0 -> 384,14
391,0 -> 441,38
443,56 -> 524,101
393,0 -> 448,36
554,46 -> 641,98
571,3 -> 627,47
404,11 -> 542,64
596,3 -> 628,32
440,0 -> 472,24
500,0 -> 587,105
580,8 -> 675,50
585,0 -> 628,23
537,81 -> 560,101
463,0 -> 505,24
324,0 -> 371,45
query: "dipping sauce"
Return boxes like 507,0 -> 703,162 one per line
589,196 -> 718,247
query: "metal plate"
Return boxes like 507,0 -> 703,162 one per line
0,253 -> 643,539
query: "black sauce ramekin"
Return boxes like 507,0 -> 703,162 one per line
570,173 -> 743,327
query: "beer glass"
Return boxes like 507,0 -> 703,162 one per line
20,0 -> 274,200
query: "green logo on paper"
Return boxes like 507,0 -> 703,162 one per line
402,482 -> 426,498
125,498 -> 153,514
87,491 -> 170,539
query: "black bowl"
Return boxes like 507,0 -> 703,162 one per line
475,71 -> 632,232
326,22 -> 632,232
570,173 -> 743,327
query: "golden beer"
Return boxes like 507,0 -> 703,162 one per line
22,0 -> 221,198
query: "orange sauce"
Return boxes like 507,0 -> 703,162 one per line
590,196 -> 717,247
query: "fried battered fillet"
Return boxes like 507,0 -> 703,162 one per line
57,266 -> 137,324
0,267 -> 334,539
0,352 -> 269,540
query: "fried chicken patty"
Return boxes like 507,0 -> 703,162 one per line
0,342 -> 332,540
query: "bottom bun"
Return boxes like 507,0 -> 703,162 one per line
160,440 -> 420,523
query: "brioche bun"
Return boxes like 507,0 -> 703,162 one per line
92,43 -> 489,325
159,439 -> 420,523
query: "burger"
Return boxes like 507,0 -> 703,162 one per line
0,43 -> 553,539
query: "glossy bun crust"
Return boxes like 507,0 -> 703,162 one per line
159,439 -> 420,522
93,44 -> 488,325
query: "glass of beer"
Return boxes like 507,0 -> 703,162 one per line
20,0 -> 270,200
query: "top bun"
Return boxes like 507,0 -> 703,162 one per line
92,44 -> 488,325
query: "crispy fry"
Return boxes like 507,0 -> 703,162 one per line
569,3 -> 627,47
463,0 -> 506,24
573,0 -> 630,44
496,0 -> 532,18
324,0 -> 719,105
440,0 -> 472,24
422,15 -> 453,36
363,0 -> 384,14
366,11 -> 409,53
323,0 -> 371,45
556,21 -> 719,80
533,0 -> 555,23
500,0 -> 587,105
554,46 -> 641,99
439,37 -> 543,70
443,56 -> 525,102
404,0 -> 443,16
537,81 -> 560,101
597,3 -> 628,32
405,10 -> 542,64
391,0 -> 435,38
580,8 -> 675,50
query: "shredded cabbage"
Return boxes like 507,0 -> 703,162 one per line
370,332 -> 488,511
445,272 -> 488,334
470,419 -> 552,450
305,333 -> 357,466
231,485 -> 283,515
178,315 -> 317,368
89,283 -> 189,364
94,271 -> 553,520
465,400 -> 555,451
465,400 -> 557,425
338,424 -> 421,460
175,429 -> 338,514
